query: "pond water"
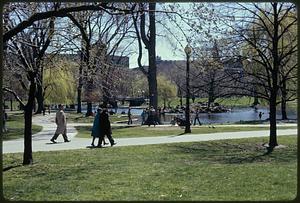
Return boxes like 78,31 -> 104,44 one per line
79,105 -> 297,124
158,107 -> 297,124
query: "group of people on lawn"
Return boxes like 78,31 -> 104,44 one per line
138,107 -> 202,126
50,104 -> 116,148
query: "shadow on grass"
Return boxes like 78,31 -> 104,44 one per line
3,164 -> 22,172
169,140 -> 296,165
77,125 -> 137,132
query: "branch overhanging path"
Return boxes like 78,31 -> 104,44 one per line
2,113 -> 297,154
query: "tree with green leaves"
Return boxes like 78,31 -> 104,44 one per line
43,59 -> 77,105
157,75 -> 177,108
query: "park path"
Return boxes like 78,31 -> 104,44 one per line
2,113 -> 297,154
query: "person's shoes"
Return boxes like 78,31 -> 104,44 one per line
104,142 -> 109,145
91,143 -> 95,147
97,145 -> 103,148
111,142 -> 117,147
50,139 -> 56,143
64,139 -> 71,142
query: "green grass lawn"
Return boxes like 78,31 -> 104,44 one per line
2,135 -> 297,201
286,100 -> 297,110
2,113 -> 42,141
75,125 -> 297,139
161,96 -> 256,108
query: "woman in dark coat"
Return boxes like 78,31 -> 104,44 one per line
97,107 -> 116,147
91,108 -> 108,146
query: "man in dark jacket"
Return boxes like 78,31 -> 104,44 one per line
98,107 -> 116,147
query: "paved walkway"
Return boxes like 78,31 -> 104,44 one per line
2,114 -> 297,154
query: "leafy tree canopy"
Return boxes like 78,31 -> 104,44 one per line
44,59 -> 77,104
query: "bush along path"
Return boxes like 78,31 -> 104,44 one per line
2,113 -> 297,154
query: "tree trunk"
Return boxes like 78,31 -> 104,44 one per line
23,75 -> 36,165
85,79 -> 94,117
268,93 -> 278,148
148,74 -> 157,109
33,99 -> 36,113
35,84 -> 44,114
23,107 -> 33,165
77,51 -> 84,114
208,95 -> 215,110
268,2 -> 279,149
77,86 -> 82,113
281,100 -> 288,120
208,80 -> 214,109
147,3 -> 158,110
180,96 -> 183,106
281,80 -> 288,120
208,96 -> 213,109
86,102 -> 93,117
252,86 -> 260,106
10,99 -> 13,111
253,95 -> 259,106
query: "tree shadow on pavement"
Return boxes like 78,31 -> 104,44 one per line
45,142 -> 64,145
169,132 -> 189,137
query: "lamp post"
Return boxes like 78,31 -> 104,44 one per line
184,45 -> 192,133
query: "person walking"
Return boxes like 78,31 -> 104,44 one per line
97,106 -> 116,147
50,104 -> 70,143
259,112 -> 264,120
42,107 -> 46,116
127,106 -> 133,125
141,109 -> 146,125
193,108 -> 202,126
148,106 -> 156,127
91,108 -> 108,146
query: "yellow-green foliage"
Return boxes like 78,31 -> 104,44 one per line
157,75 -> 177,106
44,59 -> 77,104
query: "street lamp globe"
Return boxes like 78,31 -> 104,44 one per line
184,45 -> 192,55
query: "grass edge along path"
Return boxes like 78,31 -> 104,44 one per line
2,121 -> 43,141
2,135 -> 297,201
75,125 -> 297,139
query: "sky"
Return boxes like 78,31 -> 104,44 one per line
128,35 -> 187,69
126,2 -> 230,68
127,3 -> 192,68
